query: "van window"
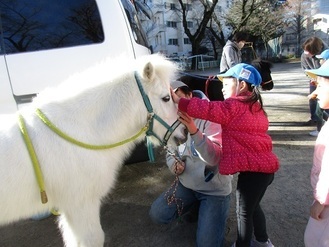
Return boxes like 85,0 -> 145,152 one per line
0,0 -> 104,54
121,0 -> 149,48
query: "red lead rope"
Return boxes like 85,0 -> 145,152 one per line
205,75 -> 216,98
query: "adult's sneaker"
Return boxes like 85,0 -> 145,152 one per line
309,130 -> 319,137
250,239 -> 274,247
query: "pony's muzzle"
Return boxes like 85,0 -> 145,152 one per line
174,127 -> 188,145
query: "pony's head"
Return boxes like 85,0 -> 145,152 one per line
251,58 -> 274,91
135,54 -> 187,148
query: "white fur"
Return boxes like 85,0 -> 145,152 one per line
0,54 -> 185,247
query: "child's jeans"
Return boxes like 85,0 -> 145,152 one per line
310,83 -> 318,121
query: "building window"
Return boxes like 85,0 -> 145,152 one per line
155,35 -> 159,45
170,3 -> 175,10
184,38 -> 190,44
187,21 -> 193,28
286,34 -> 295,41
166,21 -> 177,28
183,4 -> 192,10
168,39 -> 178,45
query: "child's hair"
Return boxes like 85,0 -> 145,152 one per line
302,37 -> 324,55
176,85 -> 192,96
237,79 -> 265,113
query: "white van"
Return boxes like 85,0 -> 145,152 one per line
0,0 -> 151,113
0,0 -> 151,163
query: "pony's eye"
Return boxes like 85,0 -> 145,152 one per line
162,95 -> 170,102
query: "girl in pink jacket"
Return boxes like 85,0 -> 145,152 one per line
304,60 -> 329,247
172,63 -> 279,247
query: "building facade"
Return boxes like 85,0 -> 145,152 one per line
140,0 -> 329,60
316,0 -> 329,15
140,0 -> 229,59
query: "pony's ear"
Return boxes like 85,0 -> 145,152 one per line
143,62 -> 155,82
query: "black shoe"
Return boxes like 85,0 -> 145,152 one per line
303,120 -> 317,126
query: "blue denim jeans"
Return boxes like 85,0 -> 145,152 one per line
310,83 -> 318,121
316,103 -> 329,132
149,181 -> 231,247
235,172 -> 274,247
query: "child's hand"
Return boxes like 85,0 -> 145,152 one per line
177,111 -> 198,135
310,80 -> 317,86
307,93 -> 317,100
310,200 -> 325,220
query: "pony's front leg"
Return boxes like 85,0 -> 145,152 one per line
58,202 -> 104,247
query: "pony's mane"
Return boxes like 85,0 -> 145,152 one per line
251,58 -> 273,70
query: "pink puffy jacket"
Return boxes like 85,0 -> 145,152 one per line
311,121 -> 329,205
178,95 -> 279,175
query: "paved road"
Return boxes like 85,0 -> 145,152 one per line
0,61 -> 314,247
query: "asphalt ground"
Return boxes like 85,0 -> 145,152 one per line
0,61 -> 315,247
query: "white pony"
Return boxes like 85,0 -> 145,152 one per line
0,54 -> 186,246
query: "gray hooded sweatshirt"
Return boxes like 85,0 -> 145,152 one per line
166,117 -> 232,196
220,39 -> 242,73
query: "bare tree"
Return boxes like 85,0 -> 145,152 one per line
204,10 -> 226,60
176,0 -> 218,69
225,0 -> 259,33
205,0 -> 270,59
223,0 -> 286,59
248,1 -> 286,58
283,0 -> 313,56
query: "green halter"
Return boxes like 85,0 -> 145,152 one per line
134,71 -> 181,161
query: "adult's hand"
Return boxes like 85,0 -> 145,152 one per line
171,160 -> 185,175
